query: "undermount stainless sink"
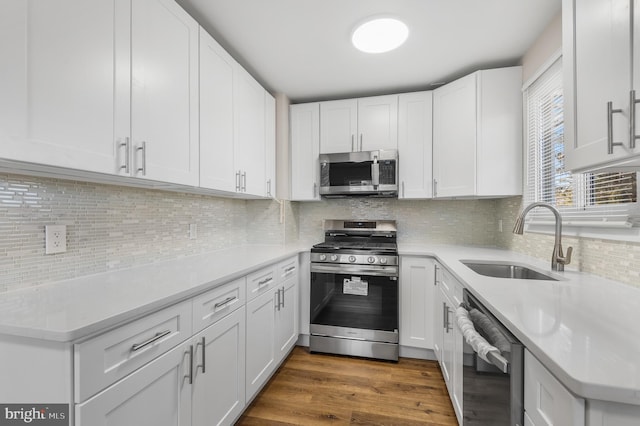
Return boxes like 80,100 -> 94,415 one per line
462,261 -> 558,281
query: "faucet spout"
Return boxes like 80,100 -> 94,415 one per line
512,202 -> 572,272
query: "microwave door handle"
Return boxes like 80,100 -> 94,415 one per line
371,155 -> 379,187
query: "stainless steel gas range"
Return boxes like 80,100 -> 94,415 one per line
309,219 -> 399,361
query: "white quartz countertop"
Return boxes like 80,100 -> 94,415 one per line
0,244 -> 306,342
2,242 -> 639,406
399,244 -> 640,406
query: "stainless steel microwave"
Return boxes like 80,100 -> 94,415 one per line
319,150 -> 398,197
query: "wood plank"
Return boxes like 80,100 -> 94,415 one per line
236,346 -> 457,426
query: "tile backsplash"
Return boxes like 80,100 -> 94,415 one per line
0,174 -> 289,292
2,173 -> 639,293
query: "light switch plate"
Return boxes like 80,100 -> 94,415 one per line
45,225 -> 67,254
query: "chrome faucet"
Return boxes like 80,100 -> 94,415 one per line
513,202 -> 573,272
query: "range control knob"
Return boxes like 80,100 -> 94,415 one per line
319,254 -> 327,261
367,256 -> 376,264
380,257 -> 388,264
348,256 -> 357,263
330,254 -> 338,262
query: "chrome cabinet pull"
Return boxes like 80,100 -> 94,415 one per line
258,277 -> 273,287
235,171 -> 241,192
284,266 -> 296,275
433,179 -> 438,197
630,90 -> 640,149
607,101 -> 624,154
359,134 -> 363,151
119,137 -> 130,173
434,264 -> 439,286
442,302 -> 448,331
131,329 -> 171,351
274,290 -> 280,311
445,306 -> 453,333
351,134 -> 355,152
186,344 -> 194,384
214,296 -> 237,309
241,171 -> 247,192
267,178 -> 272,196
196,337 -> 206,374
280,287 -> 285,309
136,141 -> 147,175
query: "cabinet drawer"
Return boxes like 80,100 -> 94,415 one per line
246,265 -> 277,300
278,256 -> 299,284
192,277 -> 246,333
74,300 -> 192,402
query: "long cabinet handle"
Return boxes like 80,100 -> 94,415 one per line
284,266 -> 296,275
242,171 -> 247,192
351,134 -> 355,152
235,171 -> 241,192
186,344 -> 194,384
607,101 -> 624,154
433,179 -> 438,197
214,296 -> 237,309
442,302 -> 448,332
131,329 -> 171,351
258,277 -> 273,287
196,337 -> 206,374
434,264 -> 439,286
136,141 -> 147,175
119,137 -> 130,173
630,90 -> 640,149
359,134 -> 363,151
280,287 -> 285,309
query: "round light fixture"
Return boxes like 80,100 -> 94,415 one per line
351,17 -> 409,54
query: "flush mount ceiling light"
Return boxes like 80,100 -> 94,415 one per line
351,17 -> 409,54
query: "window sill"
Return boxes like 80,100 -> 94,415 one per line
524,222 -> 640,243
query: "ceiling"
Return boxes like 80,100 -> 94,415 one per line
176,0 -> 561,103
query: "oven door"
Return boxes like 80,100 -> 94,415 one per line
310,262 -> 398,343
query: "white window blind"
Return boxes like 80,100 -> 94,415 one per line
524,58 -> 640,228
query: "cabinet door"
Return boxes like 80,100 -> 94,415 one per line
524,350 -> 585,426
357,95 -> 399,151
199,28 -> 236,192
320,99 -> 358,153
76,340 -> 192,426
563,0 -> 635,171
265,93 -> 277,197
440,287 -> 454,387
275,277 -> 298,360
290,103 -> 321,200
399,256 -> 434,349
432,264 -> 444,363
131,0 -> 199,186
398,92 -> 433,199
245,287 -> 276,401
192,307 -> 246,426
433,73 -> 477,197
0,0 -> 129,175
234,65 -> 266,197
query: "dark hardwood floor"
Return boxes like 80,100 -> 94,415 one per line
236,346 -> 458,425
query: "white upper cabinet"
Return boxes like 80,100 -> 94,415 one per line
319,95 -> 398,153
199,28 -> 236,192
320,99 -> 358,153
433,67 -> 522,198
234,64 -> 266,197
398,91 -> 433,199
563,0 -> 640,171
357,95 -> 398,151
0,0 -> 128,175
290,103 -> 321,201
265,93 -> 277,198
0,0 -> 200,186
130,0 -> 199,186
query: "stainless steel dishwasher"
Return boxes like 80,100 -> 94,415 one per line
458,289 -> 524,425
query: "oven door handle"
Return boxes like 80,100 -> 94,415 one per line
311,263 -> 398,277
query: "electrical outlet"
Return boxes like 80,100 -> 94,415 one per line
189,223 -> 197,240
45,225 -> 67,254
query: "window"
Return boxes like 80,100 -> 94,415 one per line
524,57 -> 640,230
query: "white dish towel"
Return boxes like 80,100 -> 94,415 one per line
456,305 -> 501,363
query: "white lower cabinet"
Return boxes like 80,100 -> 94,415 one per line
192,306 -> 246,426
433,262 -> 463,424
399,256 -> 435,350
76,339 -> 192,426
246,257 -> 299,402
524,349 -> 585,426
